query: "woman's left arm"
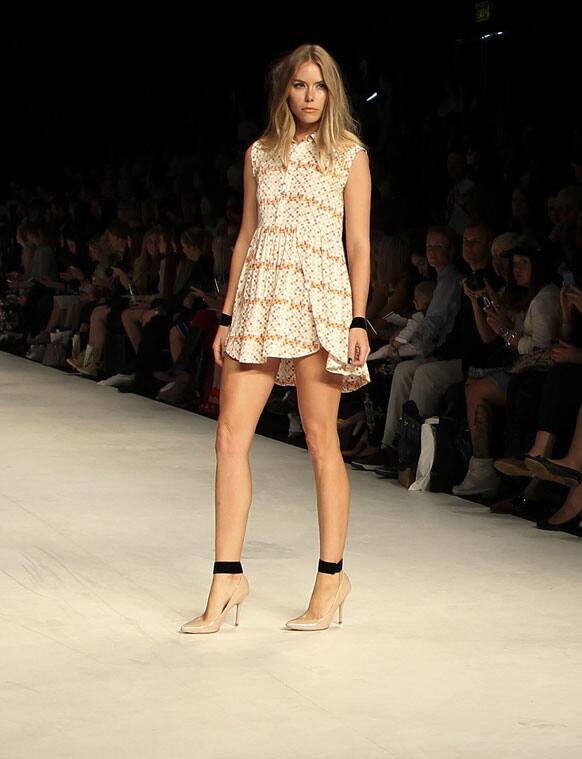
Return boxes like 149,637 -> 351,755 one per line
344,148 -> 372,366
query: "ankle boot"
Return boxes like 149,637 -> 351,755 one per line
285,558 -> 351,631
179,561 -> 249,634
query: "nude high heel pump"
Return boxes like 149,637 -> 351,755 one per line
285,558 -> 351,631
179,561 -> 249,634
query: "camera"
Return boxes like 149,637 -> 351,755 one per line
465,272 -> 485,292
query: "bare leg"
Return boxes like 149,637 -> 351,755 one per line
44,300 -> 60,332
292,346 -> 347,619
465,377 -> 506,458
169,325 -> 185,362
528,430 -> 556,458
121,307 -> 144,354
192,352 -> 282,623
88,304 -> 111,360
547,483 -> 582,524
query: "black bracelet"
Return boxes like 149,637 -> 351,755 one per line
350,316 -> 367,329
219,312 -> 232,326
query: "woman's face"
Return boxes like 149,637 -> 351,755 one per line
491,243 -> 510,279
145,234 -> 160,257
511,188 -> 528,218
287,60 -> 327,130
182,242 -> 200,261
411,253 -> 429,279
512,255 -> 532,287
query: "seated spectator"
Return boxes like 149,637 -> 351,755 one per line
367,233 -> 415,336
351,224 -> 463,469
494,281 -> 582,476
521,402 -> 582,531
368,280 -> 435,361
8,221 -> 59,338
453,242 -> 562,497
111,226 -> 215,395
549,185 -> 582,274
66,219 -> 133,375
444,149 -> 474,237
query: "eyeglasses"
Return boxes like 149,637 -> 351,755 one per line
425,243 -> 448,251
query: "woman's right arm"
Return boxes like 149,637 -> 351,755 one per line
220,144 -> 258,317
462,280 -> 497,343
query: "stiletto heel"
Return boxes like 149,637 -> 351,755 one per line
180,561 -> 249,634
285,558 -> 351,631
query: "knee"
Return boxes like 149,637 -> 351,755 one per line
303,424 -> 339,462
411,364 -> 433,394
121,308 -> 132,326
215,418 -> 250,457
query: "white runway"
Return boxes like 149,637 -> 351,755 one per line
1,351 -> 581,758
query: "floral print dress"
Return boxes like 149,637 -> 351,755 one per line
224,129 -> 371,392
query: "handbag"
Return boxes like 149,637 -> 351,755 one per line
509,347 -> 553,374
396,400 -> 424,488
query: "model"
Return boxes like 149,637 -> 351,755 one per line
180,43 -> 372,634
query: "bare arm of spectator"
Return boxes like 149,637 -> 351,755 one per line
368,276 -> 411,324
463,278 -> 497,343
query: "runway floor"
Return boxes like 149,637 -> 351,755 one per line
1,351 -> 581,758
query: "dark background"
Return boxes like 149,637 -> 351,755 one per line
1,1 -> 580,186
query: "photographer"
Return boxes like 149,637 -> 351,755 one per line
453,242 -> 561,496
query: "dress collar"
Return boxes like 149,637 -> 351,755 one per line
291,129 -> 319,145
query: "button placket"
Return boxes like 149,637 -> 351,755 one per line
277,142 -> 298,225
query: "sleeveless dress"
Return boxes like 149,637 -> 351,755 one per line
223,129 -> 371,393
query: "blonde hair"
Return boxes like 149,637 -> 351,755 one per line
492,231 -> 520,252
257,43 -> 366,175
131,228 -> 162,294
414,280 -> 435,302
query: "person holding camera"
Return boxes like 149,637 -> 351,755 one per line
358,224 -> 501,471
453,242 -> 561,497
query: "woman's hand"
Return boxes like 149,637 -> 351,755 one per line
140,308 -> 159,327
348,326 -> 370,367
551,340 -> 582,364
213,325 -> 230,368
462,278 -> 485,301
183,291 -> 197,309
485,300 -> 511,333
68,266 -> 85,281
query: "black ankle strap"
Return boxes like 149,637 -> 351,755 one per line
318,558 -> 343,574
213,561 -> 243,574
